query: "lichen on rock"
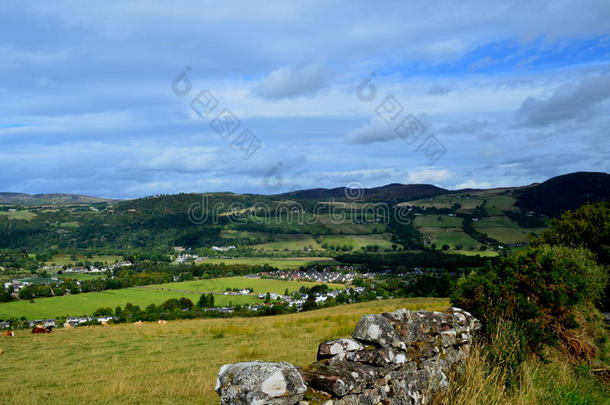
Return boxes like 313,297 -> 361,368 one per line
216,307 -> 479,405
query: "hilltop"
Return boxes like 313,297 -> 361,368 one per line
515,171 -> 610,217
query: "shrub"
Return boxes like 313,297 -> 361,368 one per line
530,202 -> 610,310
452,245 -> 607,358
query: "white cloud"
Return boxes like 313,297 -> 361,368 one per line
516,74 -> 610,127
345,118 -> 397,144
252,63 -> 331,100
454,180 -> 492,189
406,169 -> 453,184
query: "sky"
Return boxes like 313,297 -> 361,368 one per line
1,1 -> 609,199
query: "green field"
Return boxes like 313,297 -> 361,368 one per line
474,216 -> 544,244
150,276 -> 344,295
248,213 -> 330,234
413,214 -> 463,228
419,226 -> 484,252
0,298 -> 449,404
401,189 -> 519,215
200,256 -> 337,269
0,275 -> 345,319
402,195 -> 482,210
0,210 -> 37,221
46,254 -> 124,266
252,233 -> 321,251
219,229 -> 271,242
315,214 -> 387,234
483,195 -> 519,215
319,233 -> 395,250
0,287 -> 257,319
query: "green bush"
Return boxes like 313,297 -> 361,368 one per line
530,202 -> 610,310
452,245 -> 607,356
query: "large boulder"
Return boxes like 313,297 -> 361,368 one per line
215,361 -> 307,405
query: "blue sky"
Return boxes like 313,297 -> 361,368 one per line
1,1 -> 609,198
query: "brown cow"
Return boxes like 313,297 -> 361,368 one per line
31,326 -> 52,334
158,320 -> 167,325
2,331 -> 14,337
101,321 -> 109,327
0,348 -> 3,355
63,322 -> 72,329
133,321 -> 143,326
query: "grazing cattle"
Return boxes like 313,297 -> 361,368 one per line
158,320 -> 167,325
101,321 -> 108,327
32,325 -> 52,334
63,322 -> 72,329
0,348 -> 3,355
133,321 -> 143,326
2,331 -> 14,337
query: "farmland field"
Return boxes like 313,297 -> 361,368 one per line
474,216 -> 543,244
199,256 -> 337,269
483,195 -> 519,215
413,214 -> 463,228
150,276 -> 344,295
248,213 -> 330,234
418,227 -> 481,248
45,254 -> 124,266
315,214 -> 387,234
0,209 -> 37,221
400,189 -> 519,214
251,233 -> 321,251
0,275 -> 343,319
0,298 -> 449,404
0,286 -> 258,319
319,233 -> 395,250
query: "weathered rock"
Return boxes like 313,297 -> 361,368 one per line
217,308 -> 478,405
351,314 -> 399,348
216,361 -> 307,405
317,338 -> 363,360
344,346 -> 395,368
301,360 -> 380,397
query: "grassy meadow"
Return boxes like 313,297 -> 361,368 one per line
474,216 -> 547,244
0,298 -> 449,405
0,276 -> 344,319
199,256 -> 337,269
46,254 -> 124,266
150,276 -> 344,295
0,209 -> 38,221
0,287 -> 255,319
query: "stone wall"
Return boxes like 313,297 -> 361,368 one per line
216,307 -> 479,404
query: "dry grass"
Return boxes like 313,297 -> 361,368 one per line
0,297 -> 448,404
439,345 -> 609,405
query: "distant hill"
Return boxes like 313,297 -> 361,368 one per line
516,172 -> 610,217
0,192 -> 112,205
279,183 -> 448,201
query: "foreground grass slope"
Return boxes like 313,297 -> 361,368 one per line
0,298 -> 448,405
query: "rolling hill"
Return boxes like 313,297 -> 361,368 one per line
279,183 -> 448,201
515,172 -> 610,217
0,192 -> 113,205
